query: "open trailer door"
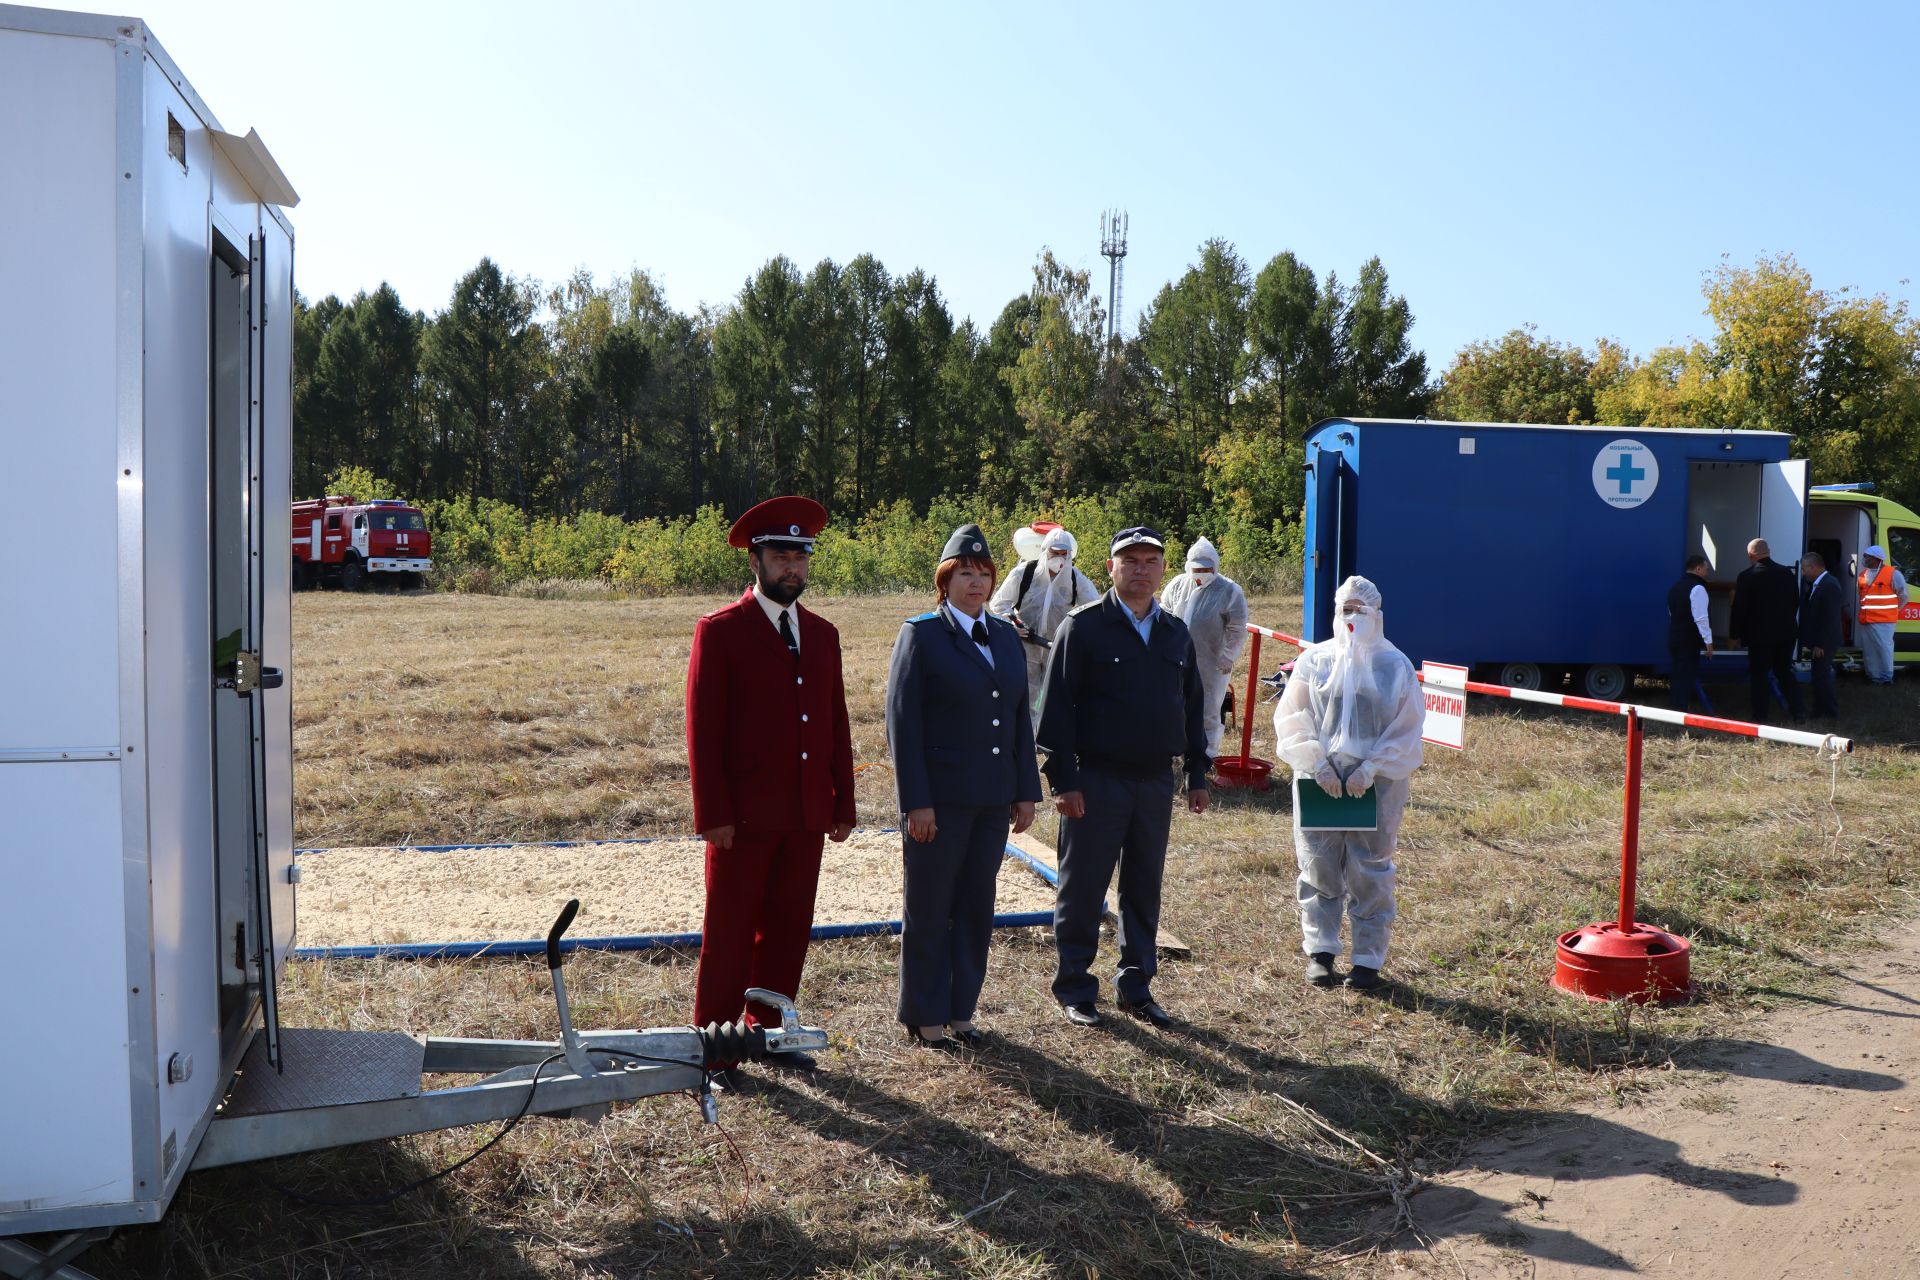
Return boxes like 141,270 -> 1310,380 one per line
1761,459 -> 1809,564
1307,444 -> 1356,642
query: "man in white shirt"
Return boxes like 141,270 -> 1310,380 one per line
1666,553 -> 1714,713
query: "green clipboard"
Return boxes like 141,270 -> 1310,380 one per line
1293,773 -> 1378,831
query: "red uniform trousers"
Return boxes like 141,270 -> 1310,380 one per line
693,829 -> 825,1032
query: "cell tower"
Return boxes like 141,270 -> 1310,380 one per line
1100,209 -> 1128,346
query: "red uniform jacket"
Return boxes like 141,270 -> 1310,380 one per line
686,590 -> 856,835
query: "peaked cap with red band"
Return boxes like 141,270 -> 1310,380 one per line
727,495 -> 829,551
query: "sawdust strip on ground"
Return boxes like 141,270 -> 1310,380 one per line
295,829 -> 1057,946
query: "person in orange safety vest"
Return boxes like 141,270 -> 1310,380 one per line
1857,544 -> 1908,685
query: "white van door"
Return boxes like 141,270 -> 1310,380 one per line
1761,459 -> 1808,562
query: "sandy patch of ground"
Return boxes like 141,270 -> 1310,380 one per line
1396,917 -> 1920,1279
295,829 -> 1057,946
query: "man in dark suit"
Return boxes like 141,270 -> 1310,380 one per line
685,496 -> 855,1080
1730,537 -> 1806,723
885,524 -> 1042,1047
1798,551 -> 1843,718
1666,554 -> 1713,713
1037,527 -> 1210,1030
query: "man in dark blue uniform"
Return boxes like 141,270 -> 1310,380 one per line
1036,526 -> 1210,1029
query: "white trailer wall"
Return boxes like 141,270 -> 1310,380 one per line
0,24 -> 138,1214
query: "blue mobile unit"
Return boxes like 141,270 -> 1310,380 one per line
1301,419 -> 1806,699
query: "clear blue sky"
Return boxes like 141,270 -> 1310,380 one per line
97,0 -> 1919,369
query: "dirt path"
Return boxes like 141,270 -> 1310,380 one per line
1399,918 -> 1920,1279
295,832 -> 1058,946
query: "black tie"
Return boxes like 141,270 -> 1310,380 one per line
971,620 -> 989,646
779,610 -> 798,658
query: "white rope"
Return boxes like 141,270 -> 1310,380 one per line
1824,736 -> 1846,862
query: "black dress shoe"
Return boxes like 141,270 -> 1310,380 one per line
948,1026 -> 988,1049
906,1025 -> 959,1051
1345,965 -> 1385,992
1061,1001 -> 1103,1028
1305,952 -> 1338,987
1118,998 -> 1174,1028
765,1049 -> 817,1072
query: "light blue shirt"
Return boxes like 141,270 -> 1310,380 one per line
946,601 -> 994,668
1128,599 -> 1159,647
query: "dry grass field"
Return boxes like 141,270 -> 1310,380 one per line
92,589 -> 1920,1279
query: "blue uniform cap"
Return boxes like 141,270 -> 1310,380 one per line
1109,526 -> 1165,556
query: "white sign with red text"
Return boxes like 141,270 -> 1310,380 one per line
1421,662 -> 1468,751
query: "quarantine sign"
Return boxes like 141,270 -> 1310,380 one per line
1421,662 -> 1468,751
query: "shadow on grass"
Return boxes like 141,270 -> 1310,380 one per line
751,1065 -> 1318,1277
88,1138 -> 553,1280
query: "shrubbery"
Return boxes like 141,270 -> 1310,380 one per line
326,469 -> 1300,596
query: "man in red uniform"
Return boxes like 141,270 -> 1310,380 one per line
685,496 -> 854,1079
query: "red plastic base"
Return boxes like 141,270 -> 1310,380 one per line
1212,755 -> 1273,791
1552,921 -> 1691,1004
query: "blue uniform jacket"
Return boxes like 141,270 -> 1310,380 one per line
1035,590 -> 1211,795
885,606 -> 1043,814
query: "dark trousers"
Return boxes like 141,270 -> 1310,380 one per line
1747,641 -> 1804,722
1052,766 -> 1174,1006
694,831 -> 825,1036
1668,644 -> 1702,713
1808,651 -> 1839,717
898,804 -> 1010,1027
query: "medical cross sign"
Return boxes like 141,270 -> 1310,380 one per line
1591,438 -> 1659,509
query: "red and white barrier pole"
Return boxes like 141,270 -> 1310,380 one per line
1418,671 -> 1853,756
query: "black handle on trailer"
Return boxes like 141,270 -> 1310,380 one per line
258,667 -> 284,690
546,898 -> 580,970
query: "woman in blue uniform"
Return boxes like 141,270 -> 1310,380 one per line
885,524 -> 1042,1048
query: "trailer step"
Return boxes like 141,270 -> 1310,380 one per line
220,1028 -> 424,1118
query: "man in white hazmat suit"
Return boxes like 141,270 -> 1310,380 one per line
990,525 -> 1098,717
1160,537 -> 1249,759
1272,576 -> 1425,991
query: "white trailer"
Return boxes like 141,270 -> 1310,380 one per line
0,0 -> 300,1246
0,10 -> 824,1277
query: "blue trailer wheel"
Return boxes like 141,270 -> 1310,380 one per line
1497,662 -> 1546,691
1576,664 -> 1631,701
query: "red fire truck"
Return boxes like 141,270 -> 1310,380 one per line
291,495 -> 433,590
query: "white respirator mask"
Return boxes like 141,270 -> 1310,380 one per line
1343,611 -> 1381,644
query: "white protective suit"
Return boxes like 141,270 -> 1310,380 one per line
989,525 -> 1098,718
1160,537 -> 1249,759
1271,576 -> 1425,969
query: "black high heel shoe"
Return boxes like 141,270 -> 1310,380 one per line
905,1025 -> 959,1051
948,1025 -> 987,1050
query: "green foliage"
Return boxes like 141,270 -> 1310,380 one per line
1434,325 -> 1623,425
292,240 -> 1463,595
321,464 -> 403,502
1439,255 -> 1920,509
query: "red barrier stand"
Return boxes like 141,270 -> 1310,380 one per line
1213,625 -> 1299,790
1550,708 -> 1692,1003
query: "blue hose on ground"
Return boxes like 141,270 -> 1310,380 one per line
290,842 -> 1056,961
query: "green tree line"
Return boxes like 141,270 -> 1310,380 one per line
297,246 -> 1920,594
295,240 -> 1429,584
